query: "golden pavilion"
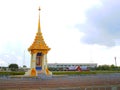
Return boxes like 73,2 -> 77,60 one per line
25,7 -> 52,76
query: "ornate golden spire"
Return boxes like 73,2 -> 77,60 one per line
38,7 -> 41,32
28,7 -> 50,54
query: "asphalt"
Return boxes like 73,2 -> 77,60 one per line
0,73 -> 120,90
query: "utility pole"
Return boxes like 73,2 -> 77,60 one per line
23,50 -> 25,67
114,57 -> 117,66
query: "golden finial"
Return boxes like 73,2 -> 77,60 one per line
38,6 -> 41,11
38,6 -> 41,32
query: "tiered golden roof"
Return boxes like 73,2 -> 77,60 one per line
28,7 -> 50,53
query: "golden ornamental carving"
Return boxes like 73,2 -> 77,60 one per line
28,31 -> 50,52
32,60 -> 35,62
30,49 -> 50,54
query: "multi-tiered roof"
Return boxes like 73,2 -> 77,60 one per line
28,7 -> 50,54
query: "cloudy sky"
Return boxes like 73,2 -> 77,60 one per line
0,0 -> 120,67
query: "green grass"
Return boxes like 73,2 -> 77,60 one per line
52,71 -> 96,75
52,70 -> 120,75
0,71 -> 25,76
0,70 -> 120,76
95,70 -> 120,74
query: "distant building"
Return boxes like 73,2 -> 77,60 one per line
48,63 -> 97,71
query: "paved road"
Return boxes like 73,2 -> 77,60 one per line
0,73 -> 120,90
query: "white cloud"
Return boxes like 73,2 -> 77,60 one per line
77,0 -> 120,47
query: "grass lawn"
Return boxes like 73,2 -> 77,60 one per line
52,71 -> 95,75
52,70 -> 120,75
0,70 -> 120,76
0,71 -> 25,76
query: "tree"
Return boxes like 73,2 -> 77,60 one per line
8,64 -> 18,71
96,65 -> 110,70
23,65 -> 27,68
